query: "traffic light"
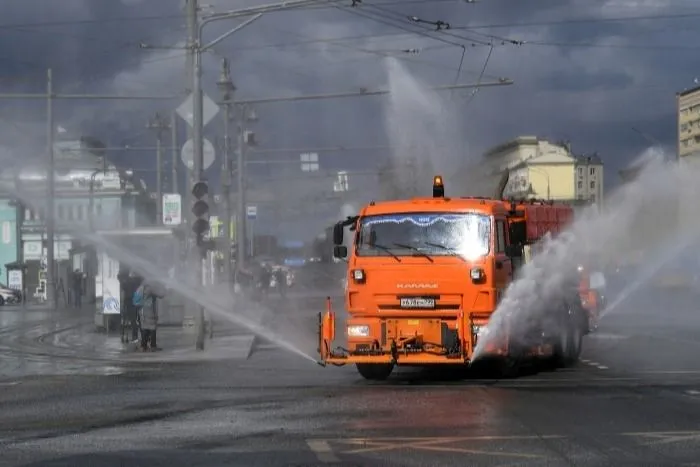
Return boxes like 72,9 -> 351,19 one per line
191,181 -> 210,246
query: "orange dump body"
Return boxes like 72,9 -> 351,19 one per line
318,193 -> 576,368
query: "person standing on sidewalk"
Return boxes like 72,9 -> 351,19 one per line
71,269 -> 83,308
134,280 -> 165,351
123,272 -> 142,343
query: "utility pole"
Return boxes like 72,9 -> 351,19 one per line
236,104 -> 249,267
46,69 -> 55,308
184,0 -> 198,226
147,112 -> 170,224
216,58 -> 235,285
171,112 -> 178,193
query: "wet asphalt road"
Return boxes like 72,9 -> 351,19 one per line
2,287 -> 700,466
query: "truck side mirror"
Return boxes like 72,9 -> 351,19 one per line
333,223 -> 344,245
505,244 -> 522,258
333,245 -> 347,259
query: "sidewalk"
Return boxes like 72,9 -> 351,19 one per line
4,301 -> 260,363
44,324 -> 255,362
3,290 -> 335,364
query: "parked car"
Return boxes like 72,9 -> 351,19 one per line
0,284 -> 21,305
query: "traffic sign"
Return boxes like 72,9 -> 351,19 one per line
176,92 -> 220,128
181,138 -> 215,170
246,205 -> 257,219
162,193 -> 182,226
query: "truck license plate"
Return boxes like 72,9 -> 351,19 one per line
400,297 -> 435,309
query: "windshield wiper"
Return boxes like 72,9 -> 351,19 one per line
392,242 -> 434,262
370,243 -> 402,262
424,242 -> 466,262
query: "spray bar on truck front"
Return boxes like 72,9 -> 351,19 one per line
316,296 -> 528,367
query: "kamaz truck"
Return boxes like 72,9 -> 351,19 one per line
317,176 -> 589,380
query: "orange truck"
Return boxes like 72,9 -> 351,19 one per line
317,176 -> 590,380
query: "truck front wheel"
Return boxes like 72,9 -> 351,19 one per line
356,363 -> 394,381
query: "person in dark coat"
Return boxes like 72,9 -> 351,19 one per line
135,280 -> 165,351
123,272 -> 142,342
72,269 -> 83,308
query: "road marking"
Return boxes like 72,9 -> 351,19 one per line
306,439 -> 340,463
0,381 -> 20,386
624,431 -> 700,446
597,365 -> 608,370
686,389 -> 700,396
328,435 -> 560,458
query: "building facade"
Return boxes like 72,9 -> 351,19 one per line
0,138 -> 155,302
485,136 -> 604,204
677,85 -> 700,159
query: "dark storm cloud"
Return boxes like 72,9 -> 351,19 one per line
0,0 -> 182,89
544,69 -> 633,92
0,0 -> 697,236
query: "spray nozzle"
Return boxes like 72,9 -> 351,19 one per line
316,360 -> 327,367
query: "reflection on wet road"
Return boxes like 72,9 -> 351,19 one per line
0,307 -> 128,378
2,288 -> 700,466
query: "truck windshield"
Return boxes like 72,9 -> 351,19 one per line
356,212 -> 491,260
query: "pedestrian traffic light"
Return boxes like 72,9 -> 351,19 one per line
191,181 -> 210,244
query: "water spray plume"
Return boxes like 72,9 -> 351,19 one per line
473,149 -> 700,360
383,58 -> 472,198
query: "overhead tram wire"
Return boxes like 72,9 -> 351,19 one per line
333,5 -> 484,81
341,4 -> 700,53
352,0 -> 523,46
338,2 -> 507,82
3,7 -> 700,30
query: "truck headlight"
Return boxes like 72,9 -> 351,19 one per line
347,325 -> 370,337
470,268 -> 484,281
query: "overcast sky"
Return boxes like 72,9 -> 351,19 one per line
0,0 -> 698,240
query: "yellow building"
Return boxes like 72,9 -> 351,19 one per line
677,85 -> 700,160
484,136 -> 604,204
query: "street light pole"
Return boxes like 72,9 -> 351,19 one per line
217,58 -> 235,285
190,11 -> 262,350
46,68 -> 55,308
236,104 -> 247,267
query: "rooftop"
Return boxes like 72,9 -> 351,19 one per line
677,85 -> 700,98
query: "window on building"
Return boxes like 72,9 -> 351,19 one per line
577,167 -> 583,176
24,209 -> 32,221
589,167 -> 595,176
96,203 -> 102,217
682,123 -> 689,132
67,205 -> 74,221
590,180 -> 595,189
77,205 -> 83,221
578,181 -> 583,190
496,220 -> 506,253
57,205 -> 64,220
